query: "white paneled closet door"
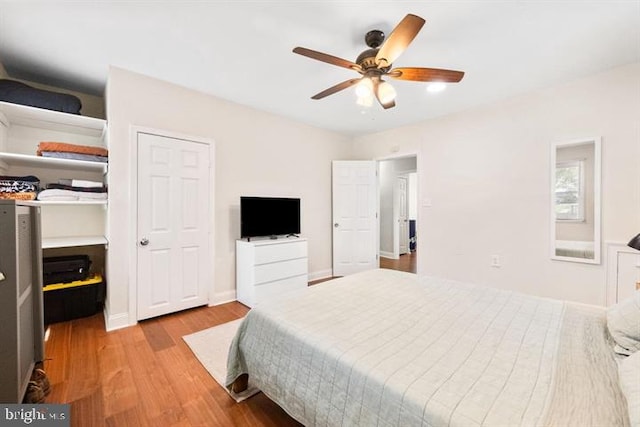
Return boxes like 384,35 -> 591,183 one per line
136,132 -> 210,320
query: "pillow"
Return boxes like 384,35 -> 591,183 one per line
607,291 -> 640,355
619,351 -> 640,426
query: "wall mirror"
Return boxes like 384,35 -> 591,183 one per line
550,137 -> 601,264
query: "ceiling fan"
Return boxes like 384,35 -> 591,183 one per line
293,14 -> 465,109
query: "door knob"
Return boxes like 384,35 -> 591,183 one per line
140,237 -> 149,246
334,223 -> 339,228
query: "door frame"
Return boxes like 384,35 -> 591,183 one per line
395,174 -> 410,257
376,151 -> 421,276
128,126 -> 216,324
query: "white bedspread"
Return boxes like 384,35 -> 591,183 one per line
226,269 -> 628,426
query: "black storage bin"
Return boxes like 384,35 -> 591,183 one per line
43,280 -> 105,324
43,255 -> 91,285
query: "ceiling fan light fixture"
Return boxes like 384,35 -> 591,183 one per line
356,94 -> 374,107
377,80 -> 397,105
427,82 -> 447,93
355,78 -> 374,98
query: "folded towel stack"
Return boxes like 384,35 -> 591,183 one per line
37,142 -> 108,163
37,178 -> 107,202
0,175 -> 40,200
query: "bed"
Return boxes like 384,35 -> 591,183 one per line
226,269 -> 637,426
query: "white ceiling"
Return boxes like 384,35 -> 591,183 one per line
0,1 -> 638,136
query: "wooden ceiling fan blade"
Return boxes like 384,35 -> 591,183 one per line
311,78 -> 361,100
388,67 -> 465,82
293,47 -> 363,73
375,14 -> 425,68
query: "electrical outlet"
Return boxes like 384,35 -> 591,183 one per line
491,255 -> 501,268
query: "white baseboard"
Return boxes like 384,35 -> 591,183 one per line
103,306 -> 133,332
210,290 -> 237,306
380,251 -> 397,259
308,269 -> 333,282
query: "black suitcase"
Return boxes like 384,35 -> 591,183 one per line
43,255 -> 91,285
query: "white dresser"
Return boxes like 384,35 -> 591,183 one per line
236,237 -> 308,307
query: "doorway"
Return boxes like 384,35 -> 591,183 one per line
378,156 -> 417,274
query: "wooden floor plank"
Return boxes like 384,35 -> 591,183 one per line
98,333 -> 139,418
122,338 -> 185,423
380,250 -> 417,273
43,321 -> 72,385
181,393 -> 235,427
70,389 -> 104,427
105,406 -> 151,427
65,317 -> 103,402
139,318 -> 176,352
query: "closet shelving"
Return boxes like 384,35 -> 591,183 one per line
0,100 -> 108,250
0,151 -> 107,173
42,236 -> 108,249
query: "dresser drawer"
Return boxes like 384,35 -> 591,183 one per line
255,274 -> 308,303
254,257 -> 307,285
254,240 -> 307,265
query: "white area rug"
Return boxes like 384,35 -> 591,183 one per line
182,318 -> 259,402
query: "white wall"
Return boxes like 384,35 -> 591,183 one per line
105,66 -> 352,329
353,63 -> 640,306
408,172 -> 418,221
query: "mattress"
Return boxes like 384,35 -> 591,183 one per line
226,269 -> 628,426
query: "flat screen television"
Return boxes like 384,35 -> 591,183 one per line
240,196 -> 301,239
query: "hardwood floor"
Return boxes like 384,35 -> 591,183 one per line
41,254 -> 417,426
379,250 -> 417,273
42,302 -> 301,427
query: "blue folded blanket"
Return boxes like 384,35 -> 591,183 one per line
0,79 -> 82,115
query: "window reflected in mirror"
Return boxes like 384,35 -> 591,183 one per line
555,160 -> 585,221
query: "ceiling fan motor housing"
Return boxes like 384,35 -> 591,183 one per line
356,48 -> 380,70
358,30 -> 392,72
365,29 -> 385,48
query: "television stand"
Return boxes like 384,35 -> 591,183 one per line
236,237 -> 308,307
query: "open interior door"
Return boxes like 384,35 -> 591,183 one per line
332,160 -> 378,276
397,175 -> 409,255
